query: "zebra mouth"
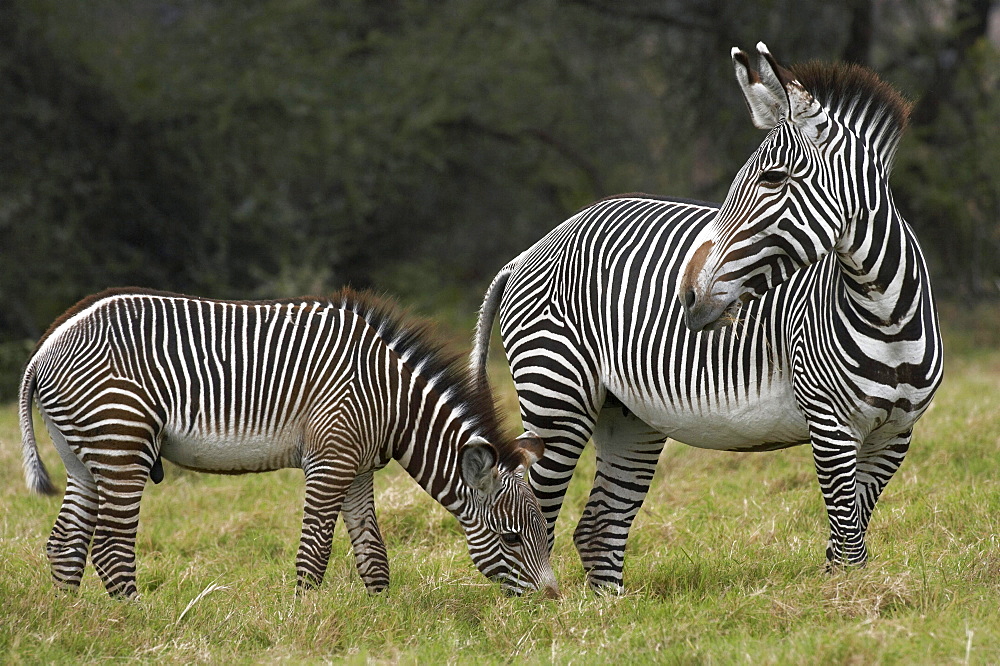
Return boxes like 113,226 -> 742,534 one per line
703,293 -> 751,331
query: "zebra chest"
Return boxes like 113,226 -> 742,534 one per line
159,427 -> 304,473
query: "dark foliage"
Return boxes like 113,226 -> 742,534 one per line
1,0 -> 997,363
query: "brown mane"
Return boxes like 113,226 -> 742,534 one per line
577,193 -> 720,217
331,287 -> 518,468
791,60 -> 912,164
792,60 -> 911,129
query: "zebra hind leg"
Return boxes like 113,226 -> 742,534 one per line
342,471 -> 390,594
506,314 -> 602,554
524,414 -> 596,555
91,469 -> 151,599
856,430 -> 912,539
574,402 -> 666,593
58,382 -> 165,599
40,417 -> 100,592
46,474 -> 100,592
59,412 -> 160,598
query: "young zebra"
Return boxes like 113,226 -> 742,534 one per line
20,287 -> 558,599
473,44 -> 942,592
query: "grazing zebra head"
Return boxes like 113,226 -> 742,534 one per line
679,42 -> 911,331
456,432 -> 557,596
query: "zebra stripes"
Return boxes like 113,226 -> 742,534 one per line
21,288 -> 557,598
473,44 -> 942,592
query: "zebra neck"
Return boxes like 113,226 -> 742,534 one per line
835,202 -> 930,330
393,398 -> 468,515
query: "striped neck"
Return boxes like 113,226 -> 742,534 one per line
391,361 -> 479,514
835,187 -> 933,331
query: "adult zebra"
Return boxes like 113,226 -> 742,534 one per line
20,287 -> 558,599
473,43 -> 942,592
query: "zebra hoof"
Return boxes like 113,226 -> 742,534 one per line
108,586 -> 140,600
824,552 -> 868,573
51,579 -> 82,595
587,577 -> 625,596
295,576 -> 323,597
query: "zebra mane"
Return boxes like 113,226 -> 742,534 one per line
589,193 -> 720,210
331,287 -> 519,468
791,60 -> 912,172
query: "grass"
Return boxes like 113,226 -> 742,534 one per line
1,304 -> 999,664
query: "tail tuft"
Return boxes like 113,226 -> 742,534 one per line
25,459 -> 58,496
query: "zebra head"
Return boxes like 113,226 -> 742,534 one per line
457,431 -> 559,598
679,42 -> 847,332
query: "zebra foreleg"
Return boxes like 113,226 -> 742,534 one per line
296,458 -> 355,591
342,471 -> 390,594
574,404 -> 665,593
810,427 -> 867,569
856,430 -> 911,537
46,474 -> 99,592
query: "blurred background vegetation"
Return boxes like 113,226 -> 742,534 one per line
1,0 -> 998,397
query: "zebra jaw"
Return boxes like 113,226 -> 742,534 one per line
701,293 -> 749,332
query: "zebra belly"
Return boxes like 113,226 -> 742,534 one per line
159,428 -> 303,473
613,377 -> 810,452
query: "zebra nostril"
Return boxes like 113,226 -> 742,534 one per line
684,288 -> 697,310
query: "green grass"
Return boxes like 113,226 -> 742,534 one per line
2,309 -> 999,664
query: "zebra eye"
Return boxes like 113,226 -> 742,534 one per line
500,532 -> 522,547
759,169 -> 788,185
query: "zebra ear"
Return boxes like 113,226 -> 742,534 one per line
732,45 -> 786,129
757,42 -> 832,145
459,436 -> 499,496
514,431 -> 545,468
787,82 -> 831,144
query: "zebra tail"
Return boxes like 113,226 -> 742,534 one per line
471,265 -> 513,384
19,356 -> 57,496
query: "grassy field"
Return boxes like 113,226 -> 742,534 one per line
1,305 -> 999,664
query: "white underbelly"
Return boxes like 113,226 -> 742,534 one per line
159,426 -> 303,472
612,375 -> 810,451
